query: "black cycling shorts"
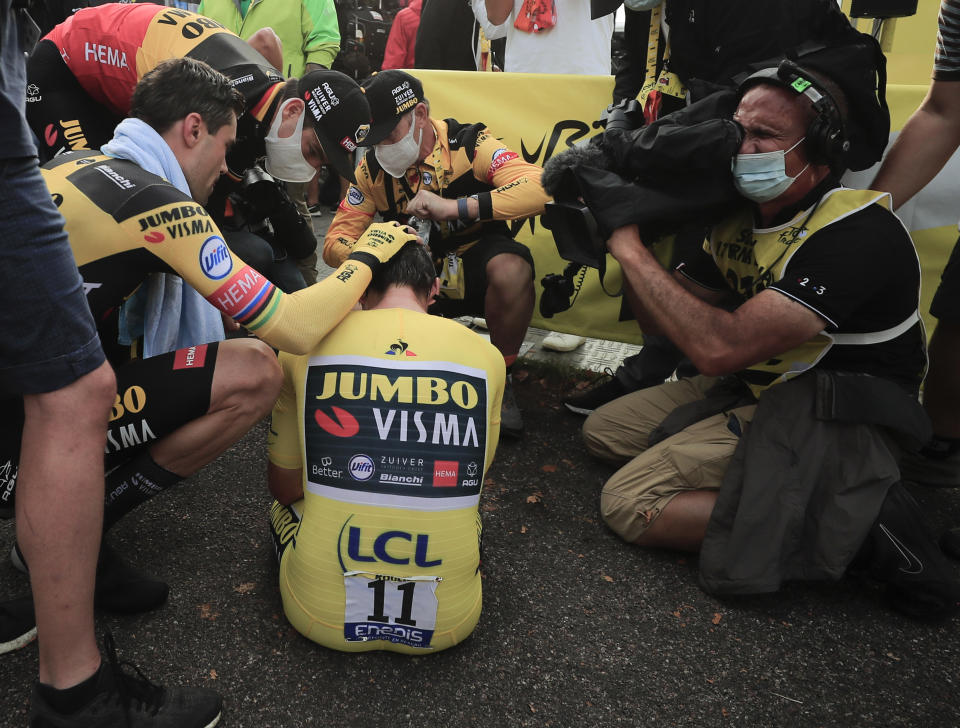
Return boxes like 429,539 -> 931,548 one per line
428,233 -> 535,318
0,341 -> 219,515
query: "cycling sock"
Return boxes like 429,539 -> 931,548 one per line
103,451 -> 182,531
37,662 -> 103,714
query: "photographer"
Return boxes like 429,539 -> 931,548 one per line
323,70 -> 549,437
580,51 -> 960,618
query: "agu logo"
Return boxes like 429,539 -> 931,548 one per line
348,454 -> 375,481
199,236 -> 232,280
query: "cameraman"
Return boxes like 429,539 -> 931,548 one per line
583,60 -> 959,617
323,70 -> 549,437
566,0 -> 865,415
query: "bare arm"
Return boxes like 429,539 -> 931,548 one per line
268,462 -> 304,505
247,27 -> 284,72
871,80 -> 960,208
608,225 -> 826,376
485,0 -> 514,25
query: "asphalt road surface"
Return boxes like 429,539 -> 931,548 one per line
2,372 -> 959,727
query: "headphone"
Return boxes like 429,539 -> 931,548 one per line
739,60 -> 850,170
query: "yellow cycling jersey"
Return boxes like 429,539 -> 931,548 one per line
324,117 -> 549,266
268,308 -> 506,652
41,151 -> 377,356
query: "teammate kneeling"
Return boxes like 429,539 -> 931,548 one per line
268,243 -> 505,652
0,58 -> 416,613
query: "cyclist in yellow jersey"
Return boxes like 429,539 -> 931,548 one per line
268,243 -> 505,652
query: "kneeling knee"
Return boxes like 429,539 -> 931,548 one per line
487,254 -> 533,289
599,484 -> 650,543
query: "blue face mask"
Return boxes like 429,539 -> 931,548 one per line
731,136 -> 809,203
623,0 -> 664,9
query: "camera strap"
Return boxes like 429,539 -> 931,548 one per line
636,4 -> 685,125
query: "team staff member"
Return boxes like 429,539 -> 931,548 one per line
268,242 -> 505,653
324,70 -> 548,437
1,59 -> 417,609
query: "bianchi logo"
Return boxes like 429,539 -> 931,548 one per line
348,454 -> 375,481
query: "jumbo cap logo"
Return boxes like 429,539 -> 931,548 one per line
392,82 -> 417,114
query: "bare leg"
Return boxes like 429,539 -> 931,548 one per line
19,361 -> 116,688
632,490 -> 718,552
484,253 -> 534,360
149,338 -> 281,476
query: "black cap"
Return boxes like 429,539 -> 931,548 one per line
297,69 -> 372,183
361,70 -> 424,146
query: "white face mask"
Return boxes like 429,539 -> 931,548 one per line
264,99 -> 317,183
375,113 -> 423,178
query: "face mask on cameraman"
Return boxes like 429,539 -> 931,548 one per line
264,99 -> 317,183
730,136 -> 809,204
375,111 -> 423,178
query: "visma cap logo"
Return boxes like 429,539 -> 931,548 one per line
199,236 -> 232,280
348,454 -> 375,481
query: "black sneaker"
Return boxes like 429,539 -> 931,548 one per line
11,541 -> 169,614
0,595 -> 36,655
857,483 -> 960,620
30,633 -> 222,728
563,371 -> 628,415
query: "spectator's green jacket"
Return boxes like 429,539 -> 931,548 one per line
198,0 -> 340,76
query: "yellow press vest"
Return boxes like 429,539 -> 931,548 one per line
708,188 -> 921,395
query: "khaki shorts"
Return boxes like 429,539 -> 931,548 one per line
582,376 -> 755,542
